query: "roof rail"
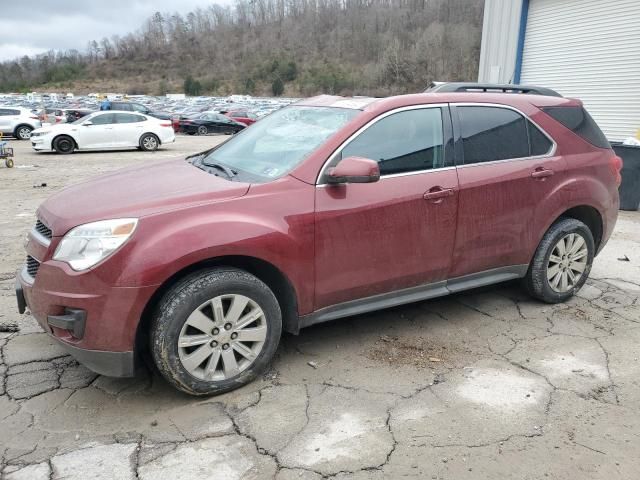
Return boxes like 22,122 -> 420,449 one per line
425,82 -> 562,97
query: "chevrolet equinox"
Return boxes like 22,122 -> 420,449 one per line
16,88 -> 622,395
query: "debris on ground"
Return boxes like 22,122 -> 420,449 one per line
307,361 -> 319,369
617,255 -> 630,261
32,182 -> 47,188
0,322 -> 19,332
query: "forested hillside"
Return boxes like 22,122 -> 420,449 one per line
0,0 -> 484,96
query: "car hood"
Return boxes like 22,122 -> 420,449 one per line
38,158 -> 250,235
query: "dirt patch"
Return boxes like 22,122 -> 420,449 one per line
366,334 -> 461,368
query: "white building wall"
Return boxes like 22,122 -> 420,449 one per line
477,0 -> 523,83
520,0 -> 640,141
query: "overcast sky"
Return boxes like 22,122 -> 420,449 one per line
0,0 -> 232,61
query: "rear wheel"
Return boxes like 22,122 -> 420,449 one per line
14,125 -> 33,140
197,125 -> 208,136
139,133 -> 159,151
151,268 -> 282,396
53,135 -> 75,154
525,218 -> 594,303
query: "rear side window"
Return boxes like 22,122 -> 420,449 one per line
542,106 -> 609,148
528,121 -> 553,156
458,106 -> 553,164
458,107 -> 529,163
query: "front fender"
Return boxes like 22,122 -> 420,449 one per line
106,179 -> 316,314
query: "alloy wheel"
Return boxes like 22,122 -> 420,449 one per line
143,136 -> 158,150
178,294 -> 268,381
18,127 -> 31,139
546,233 -> 588,293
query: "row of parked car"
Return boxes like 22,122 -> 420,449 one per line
0,94 -> 296,139
0,94 -> 297,153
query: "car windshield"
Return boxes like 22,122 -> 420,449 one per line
202,106 -> 358,180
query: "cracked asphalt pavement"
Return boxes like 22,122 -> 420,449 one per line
1,138 -> 640,479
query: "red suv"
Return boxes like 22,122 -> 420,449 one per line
16,86 -> 621,395
224,110 -> 258,126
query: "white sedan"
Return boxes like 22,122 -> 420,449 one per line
30,111 -> 175,154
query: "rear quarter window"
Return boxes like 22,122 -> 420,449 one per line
542,106 -> 610,149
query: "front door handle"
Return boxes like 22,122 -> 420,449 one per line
423,186 -> 455,201
531,167 -> 554,179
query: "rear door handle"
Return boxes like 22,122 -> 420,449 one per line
423,187 -> 455,201
531,167 -> 554,179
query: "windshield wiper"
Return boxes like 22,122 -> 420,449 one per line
202,160 -> 237,179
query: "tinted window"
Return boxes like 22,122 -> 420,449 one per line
528,121 -> 553,156
114,113 -> 145,123
0,109 -> 10,116
91,113 -> 116,125
341,108 -> 444,175
131,103 -> 147,113
458,107 -> 529,164
542,106 -> 610,149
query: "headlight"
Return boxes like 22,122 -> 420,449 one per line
53,218 -> 138,271
31,131 -> 50,137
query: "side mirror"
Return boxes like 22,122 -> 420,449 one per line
83,120 -> 93,126
327,156 -> 380,184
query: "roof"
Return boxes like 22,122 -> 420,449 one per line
297,92 -> 578,117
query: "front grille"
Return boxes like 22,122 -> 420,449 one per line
26,255 -> 40,278
35,219 -> 52,239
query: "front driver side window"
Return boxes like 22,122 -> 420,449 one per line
91,113 -> 116,125
341,108 -> 444,175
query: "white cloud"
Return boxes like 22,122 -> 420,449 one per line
0,44 -> 47,62
0,0 -> 233,62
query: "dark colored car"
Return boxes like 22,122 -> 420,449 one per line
108,101 -> 168,121
178,112 -> 246,135
63,109 -> 94,123
17,87 -> 621,396
224,109 -> 258,125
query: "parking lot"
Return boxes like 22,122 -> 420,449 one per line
1,137 -> 639,479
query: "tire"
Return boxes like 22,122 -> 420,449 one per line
14,125 -> 33,140
139,133 -> 159,151
151,268 -> 282,396
53,135 -> 75,154
197,125 -> 208,136
524,218 -> 594,303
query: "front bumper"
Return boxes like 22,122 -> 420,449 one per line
19,279 -> 133,376
16,260 -> 156,378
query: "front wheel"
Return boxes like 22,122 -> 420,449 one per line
53,135 -> 75,154
139,133 -> 159,151
197,125 -> 208,136
524,218 -> 594,303
151,268 -> 282,396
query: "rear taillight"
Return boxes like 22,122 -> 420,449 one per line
31,116 -> 40,120
160,122 -> 172,127
610,155 -> 623,186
